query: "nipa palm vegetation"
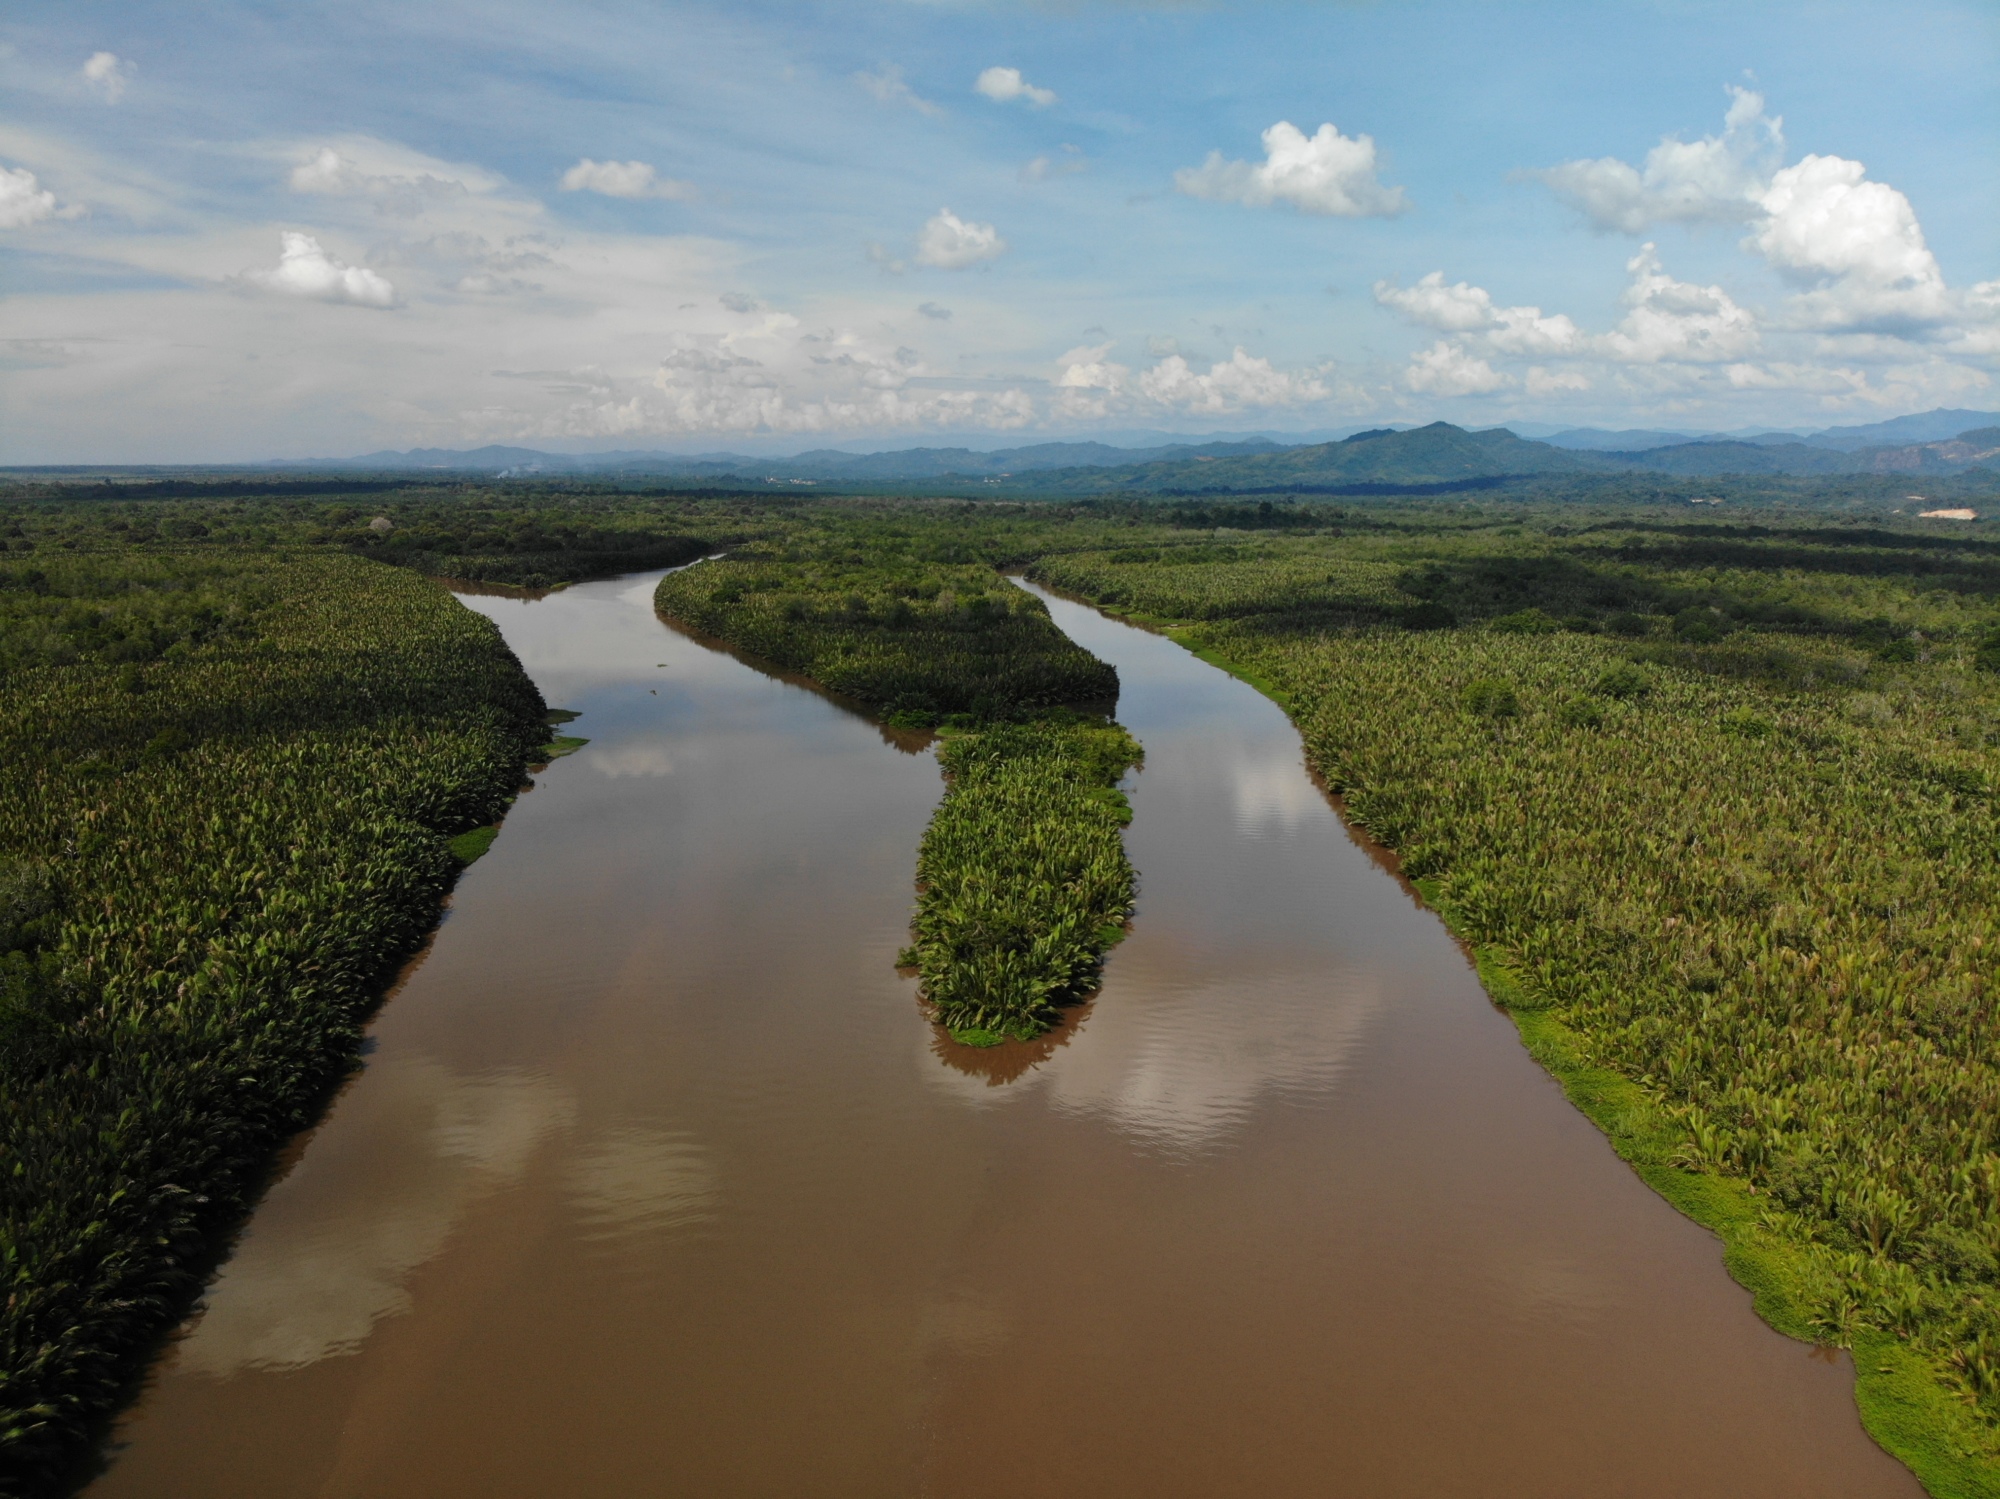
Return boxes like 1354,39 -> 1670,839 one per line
903,718 -> 1142,1044
20,478 -> 2000,1483
654,538 -> 1115,718
0,484 -> 717,592
1036,511 -> 2000,1490
0,548 -> 547,1491
654,523 -> 1141,1042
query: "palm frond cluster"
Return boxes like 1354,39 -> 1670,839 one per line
906,720 -> 1141,1044
0,549 -> 545,1485
656,541 -> 1115,719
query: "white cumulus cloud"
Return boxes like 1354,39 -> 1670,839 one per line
1750,154 -> 1953,332
1599,244 -> 1759,363
1056,342 -> 1124,389
1175,121 -> 1408,218
914,209 -> 1005,270
250,232 -> 397,309
1052,342 -> 1130,418
558,159 -> 694,200
1404,341 -> 1508,395
1374,272 -> 1494,332
0,166 -> 59,229
1488,304 -> 1584,356
81,51 -> 136,103
1138,347 -> 1330,413
1536,86 -> 1783,233
976,67 -> 1056,107
1531,87 -> 1999,359
1374,272 -> 1580,354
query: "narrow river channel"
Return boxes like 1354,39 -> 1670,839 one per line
84,570 -> 1920,1498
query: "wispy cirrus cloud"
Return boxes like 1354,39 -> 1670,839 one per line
854,63 -> 942,118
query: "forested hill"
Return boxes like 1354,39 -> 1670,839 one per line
996,422 -> 1593,494
990,420 -> 2000,495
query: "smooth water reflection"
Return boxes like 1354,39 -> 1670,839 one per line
83,570 -> 1919,1498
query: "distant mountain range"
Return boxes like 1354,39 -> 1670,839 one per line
326,436 -> 1291,482
1009,420 -> 2000,494
303,406 -> 2000,492
1537,408 -> 2000,455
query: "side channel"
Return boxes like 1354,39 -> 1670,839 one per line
81,570 -> 1918,1498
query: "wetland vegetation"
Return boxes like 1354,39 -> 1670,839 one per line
7,469 -> 2000,1493
652,526 -> 1115,718
0,538 -> 549,1489
904,716 -> 1140,1044
1030,506 -> 2000,1493
652,521 -> 1140,1043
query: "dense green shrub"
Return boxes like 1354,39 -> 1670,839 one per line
1462,677 -> 1519,718
1595,661 -> 1652,699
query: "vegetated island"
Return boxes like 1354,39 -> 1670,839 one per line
654,525 -> 1141,1043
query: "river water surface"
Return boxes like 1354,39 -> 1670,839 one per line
86,571 -> 1919,1497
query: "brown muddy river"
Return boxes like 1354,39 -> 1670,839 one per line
84,571 -> 1919,1497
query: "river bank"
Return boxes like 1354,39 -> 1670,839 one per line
1110,606 -> 1997,1499
0,553 -> 547,1492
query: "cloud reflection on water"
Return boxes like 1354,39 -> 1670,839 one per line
927,942 -> 1383,1155
171,1049 -> 719,1378
567,1128 -> 718,1242
1226,747 -> 1334,835
584,742 -> 677,778
176,1054 -> 575,1377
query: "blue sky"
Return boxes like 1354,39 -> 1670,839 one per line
1,0 -> 1995,460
